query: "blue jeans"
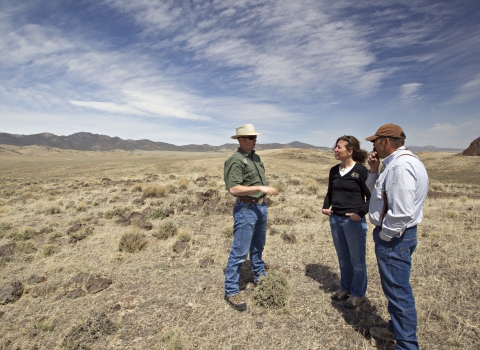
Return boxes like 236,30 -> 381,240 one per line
224,200 -> 267,297
374,226 -> 419,350
329,214 -> 368,297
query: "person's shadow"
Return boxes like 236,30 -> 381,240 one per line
305,263 -> 395,350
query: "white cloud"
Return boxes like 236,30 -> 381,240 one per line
448,74 -> 480,104
69,100 -> 143,115
400,82 -> 423,103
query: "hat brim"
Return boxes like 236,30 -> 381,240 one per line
231,132 -> 262,139
365,135 -> 379,141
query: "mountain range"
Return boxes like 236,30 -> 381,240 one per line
0,132 -> 464,153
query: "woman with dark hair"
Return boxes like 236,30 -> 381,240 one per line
322,135 -> 371,308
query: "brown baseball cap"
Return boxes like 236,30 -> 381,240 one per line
365,123 -> 406,141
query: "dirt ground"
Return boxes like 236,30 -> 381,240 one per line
0,145 -> 479,349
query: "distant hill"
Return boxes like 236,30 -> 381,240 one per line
0,132 -> 329,152
461,137 -> 480,156
408,145 -> 463,153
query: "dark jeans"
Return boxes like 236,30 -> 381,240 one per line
330,214 -> 368,297
224,200 -> 267,297
374,225 -> 419,350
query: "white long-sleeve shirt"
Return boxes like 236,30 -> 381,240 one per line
366,147 -> 429,241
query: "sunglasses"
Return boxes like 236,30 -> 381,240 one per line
243,136 -> 257,140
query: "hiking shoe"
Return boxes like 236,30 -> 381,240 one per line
344,295 -> 365,308
369,327 -> 395,342
331,289 -> 349,300
225,293 -> 247,311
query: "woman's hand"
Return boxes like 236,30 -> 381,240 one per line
346,213 -> 361,221
321,209 -> 332,216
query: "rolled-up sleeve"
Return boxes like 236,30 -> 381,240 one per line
224,159 -> 244,190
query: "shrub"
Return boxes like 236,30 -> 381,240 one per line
45,206 -> 62,215
62,313 -> 117,349
76,202 -> 87,212
253,270 -> 290,309
221,227 -> 233,238
41,244 -> 59,257
0,222 -> 12,232
17,241 -> 37,254
303,178 -> 320,195
167,184 -> 177,194
445,211 -> 458,219
178,178 -> 189,190
271,181 -> 287,193
119,229 -> 147,253
153,221 -> 178,240
131,184 -> 143,192
142,184 -> 168,198
69,226 -> 94,242
13,227 -> 36,241
151,208 -> 166,220
104,206 -> 130,219
178,231 -> 192,242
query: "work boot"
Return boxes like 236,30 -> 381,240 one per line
225,293 -> 247,311
369,327 -> 395,342
331,288 -> 349,300
344,295 -> 365,308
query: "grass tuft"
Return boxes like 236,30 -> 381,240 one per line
119,229 -> 147,253
142,184 -> 168,198
152,221 -> 178,239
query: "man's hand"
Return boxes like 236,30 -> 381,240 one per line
346,213 -> 361,221
367,151 -> 380,173
259,186 -> 279,196
321,209 -> 332,216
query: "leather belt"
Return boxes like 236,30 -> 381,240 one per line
238,197 -> 264,204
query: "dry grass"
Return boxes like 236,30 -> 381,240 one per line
0,146 -> 479,349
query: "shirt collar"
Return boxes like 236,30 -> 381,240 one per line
382,146 -> 407,166
238,147 -> 255,157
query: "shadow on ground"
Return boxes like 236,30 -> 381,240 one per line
305,263 -> 395,350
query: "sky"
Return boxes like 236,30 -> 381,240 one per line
1,0 -> 479,149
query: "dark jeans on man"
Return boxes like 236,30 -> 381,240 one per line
224,200 -> 267,297
374,225 -> 419,350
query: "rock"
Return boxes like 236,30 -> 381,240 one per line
86,278 -> 112,294
26,275 -> 47,284
199,257 -> 214,268
462,137 -> 480,156
173,241 -> 188,253
165,209 -> 174,217
67,223 -> 85,234
0,281 -> 24,305
133,219 -> 153,230
65,272 -> 92,290
66,288 -> 86,299
132,198 -> 145,205
0,243 -> 16,257
281,233 -> 297,244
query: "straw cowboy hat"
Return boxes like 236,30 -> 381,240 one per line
231,124 -> 263,139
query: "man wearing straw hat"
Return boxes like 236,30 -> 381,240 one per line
223,124 -> 278,311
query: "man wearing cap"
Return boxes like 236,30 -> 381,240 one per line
365,124 -> 428,350
223,124 -> 278,311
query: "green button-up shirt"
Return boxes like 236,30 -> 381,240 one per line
224,148 -> 267,199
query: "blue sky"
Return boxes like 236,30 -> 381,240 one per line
1,0 -> 479,148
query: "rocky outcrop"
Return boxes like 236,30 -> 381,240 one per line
462,137 -> 480,156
